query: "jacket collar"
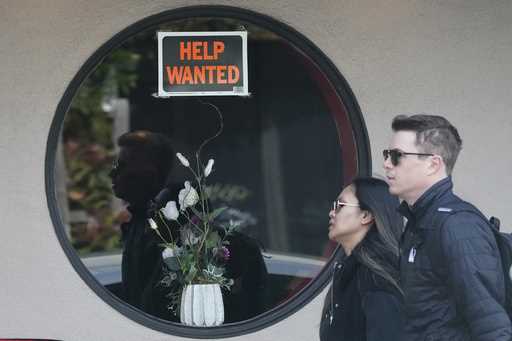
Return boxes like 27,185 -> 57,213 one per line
397,176 -> 453,225
127,203 -> 149,216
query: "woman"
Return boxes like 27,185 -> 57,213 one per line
319,177 -> 404,341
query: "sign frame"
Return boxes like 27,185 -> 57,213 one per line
157,31 -> 249,97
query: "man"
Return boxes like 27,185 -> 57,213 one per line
110,130 -> 176,319
110,130 -> 268,322
383,114 -> 511,340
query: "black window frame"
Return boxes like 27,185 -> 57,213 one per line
45,5 -> 371,338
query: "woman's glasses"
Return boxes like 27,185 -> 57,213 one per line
332,200 -> 359,213
382,149 -> 434,166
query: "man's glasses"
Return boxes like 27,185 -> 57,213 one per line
112,158 -> 119,170
382,149 -> 434,166
332,200 -> 359,213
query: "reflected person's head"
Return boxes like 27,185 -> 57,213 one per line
110,131 -> 174,206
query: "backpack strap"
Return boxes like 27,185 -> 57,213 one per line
430,203 -> 512,317
426,201 -> 488,273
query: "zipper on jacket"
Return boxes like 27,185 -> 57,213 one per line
329,260 -> 344,326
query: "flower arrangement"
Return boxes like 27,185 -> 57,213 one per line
147,104 -> 238,316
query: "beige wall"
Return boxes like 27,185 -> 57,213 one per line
1,1 -> 511,339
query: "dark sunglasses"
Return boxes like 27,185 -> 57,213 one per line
383,149 -> 434,166
109,158 -> 121,177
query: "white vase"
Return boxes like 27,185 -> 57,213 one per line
180,284 -> 224,326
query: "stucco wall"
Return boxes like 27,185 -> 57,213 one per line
1,1 -> 511,340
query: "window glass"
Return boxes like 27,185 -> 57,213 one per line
51,11 -> 365,334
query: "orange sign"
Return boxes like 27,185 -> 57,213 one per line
158,32 -> 248,97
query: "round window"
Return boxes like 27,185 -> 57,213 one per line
46,5 -> 370,338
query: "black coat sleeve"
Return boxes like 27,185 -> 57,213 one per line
222,232 -> 268,322
441,212 -> 512,341
362,290 -> 404,341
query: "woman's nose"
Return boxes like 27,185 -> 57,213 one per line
328,209 -> 335,219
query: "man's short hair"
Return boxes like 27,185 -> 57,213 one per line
391,114 -> 462,174
117,130 -> 174,182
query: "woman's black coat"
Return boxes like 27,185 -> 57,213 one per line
319,254 -> 404,341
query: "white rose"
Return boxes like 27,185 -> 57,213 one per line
162,246 -> 181,259
148,218 -> 158,230
176,152 -> 190,167
178,181 -> 199,211
162,246 -> 181,271
161,200 -> 179,220
204,159 -> 214,177
162,247 -> 175,259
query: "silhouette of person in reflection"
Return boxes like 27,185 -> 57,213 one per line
110,130 -> 268,322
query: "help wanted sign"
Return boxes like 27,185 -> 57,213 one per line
158,31 -> 248,97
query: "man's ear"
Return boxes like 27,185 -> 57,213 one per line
361,210 -> 374,226
427,155 -> 443,175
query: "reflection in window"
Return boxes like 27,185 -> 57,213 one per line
56,17 -> 345,324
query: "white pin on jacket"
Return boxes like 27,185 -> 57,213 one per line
408,247 -> 417,263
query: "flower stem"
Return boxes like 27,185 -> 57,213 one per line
153,228 -> 169,245
182,209 -> 203,233
157,211 -> 175,244
196,99 -> 224,160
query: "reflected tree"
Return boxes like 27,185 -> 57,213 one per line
62,49 -> 140,254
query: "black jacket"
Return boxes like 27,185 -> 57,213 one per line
319,253 -> 404,341
398,177 -> 512,341
120,205 -> 175,319
120,205 -> 268,322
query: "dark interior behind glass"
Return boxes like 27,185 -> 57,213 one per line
57,16 -> 345,324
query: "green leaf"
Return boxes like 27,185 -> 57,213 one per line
184,264 -> 198,283
73,167 -> 90,182
209,207 -> 228,221
205,231 -> 220,249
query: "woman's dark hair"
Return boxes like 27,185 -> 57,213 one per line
351,177 -> 403,293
